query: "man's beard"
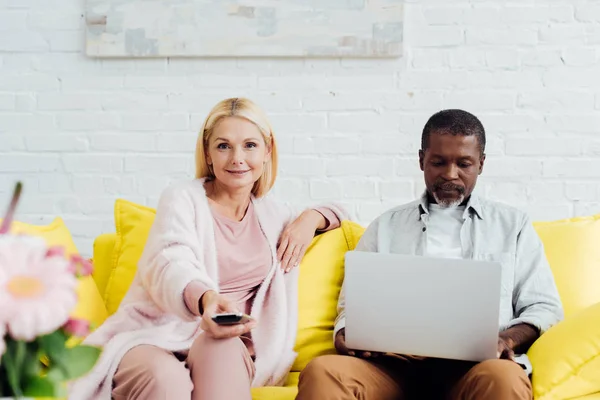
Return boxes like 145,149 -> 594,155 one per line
431,182 -> 466,208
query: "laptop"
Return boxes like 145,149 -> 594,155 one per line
343,250 -> 502,362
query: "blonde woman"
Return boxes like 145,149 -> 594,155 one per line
69,98 -> 348,400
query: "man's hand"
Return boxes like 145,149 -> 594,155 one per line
498,323 -> 540,356
497,336 -> 515,360
335,328 -> 384,359
498,323 -> 539,359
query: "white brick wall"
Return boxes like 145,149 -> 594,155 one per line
1,0 -> 600,256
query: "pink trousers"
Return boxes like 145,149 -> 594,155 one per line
112,334 -> 255,400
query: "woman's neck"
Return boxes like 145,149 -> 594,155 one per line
205,180 -> 253,221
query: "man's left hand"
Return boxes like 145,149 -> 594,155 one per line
497,336 -> 515,360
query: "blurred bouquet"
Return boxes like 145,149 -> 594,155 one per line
0,183 -> 100,398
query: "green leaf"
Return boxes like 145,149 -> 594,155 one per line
59,345 -> 101,380
46,365 -> 66,383
37,331 -> 67,362
22,348 -> 42,380
23,376 -> 55,397
4,339 -> 26,397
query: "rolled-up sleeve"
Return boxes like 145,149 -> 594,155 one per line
507,215 -> 564,334
313,207 -> 341,232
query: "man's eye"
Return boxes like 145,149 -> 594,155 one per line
459,163 -> 472,168
431,161 -> 444,166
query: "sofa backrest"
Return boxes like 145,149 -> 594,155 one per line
92,199 -> 600,363
91,217 -> 366,372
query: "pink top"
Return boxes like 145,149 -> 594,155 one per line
184,202 -> 341,357
184,204 -> 340,318
212,201 -> 272,315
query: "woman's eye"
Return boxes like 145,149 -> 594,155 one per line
246,142 -> 257,148
217,143 -> 229,149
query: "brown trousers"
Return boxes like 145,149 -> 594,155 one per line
111,334 -> 255,400
296,354 -> 532,400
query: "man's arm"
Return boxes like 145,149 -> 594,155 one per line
504,214 -> 564,354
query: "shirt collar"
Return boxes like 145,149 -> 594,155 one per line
418,191 -> 484,220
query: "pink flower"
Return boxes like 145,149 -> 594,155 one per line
63,318 -> 90,337
45,246 -> 65,258
69,254 -> 93,277
0,235 -> 78,341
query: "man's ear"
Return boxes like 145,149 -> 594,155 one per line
479,153 -> 486,175
418,149 -> 425,172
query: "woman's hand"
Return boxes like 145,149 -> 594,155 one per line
277,210 -> 325,273
199,291 -> 256,339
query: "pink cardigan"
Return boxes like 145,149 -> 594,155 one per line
68,179 -> 348,400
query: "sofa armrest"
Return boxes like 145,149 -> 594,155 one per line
528,302 -> 600,400
92,233 -> 117,299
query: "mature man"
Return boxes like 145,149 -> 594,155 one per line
296,110 -> 563,400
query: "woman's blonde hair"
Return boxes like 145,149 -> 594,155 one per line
195,97 -> 278,198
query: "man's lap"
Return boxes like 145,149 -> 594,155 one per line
302,354 -> 531,399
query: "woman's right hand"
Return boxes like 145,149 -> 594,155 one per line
199,291 -> 257,339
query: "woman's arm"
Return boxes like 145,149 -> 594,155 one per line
312,207 -> 341,232
137,184 -> 217,321
276,201 -> 350,271
183,281 -> 212,316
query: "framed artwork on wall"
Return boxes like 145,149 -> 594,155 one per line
85,0 -> 403,58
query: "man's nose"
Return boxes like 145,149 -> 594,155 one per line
441,164 -> 459,180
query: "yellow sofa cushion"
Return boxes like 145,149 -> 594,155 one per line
99,199 -> 366,369
528,302 -> 600,400
533,213 -> 600,318
6,217 -> 108,329
103,199 -> 156,314
92,233 -> 117,297
249,373 -> 299,400
527,213 -> 600,400
93,198 -> 600,400
291,220 -> 365,372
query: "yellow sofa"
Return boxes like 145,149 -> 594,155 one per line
11,201 -> 600,400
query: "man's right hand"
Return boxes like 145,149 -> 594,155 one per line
199,291 -> 256,339
334,328 -> 384,358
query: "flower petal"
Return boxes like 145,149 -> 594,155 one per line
0,235 -> 78,340
63,318 -> 91,337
